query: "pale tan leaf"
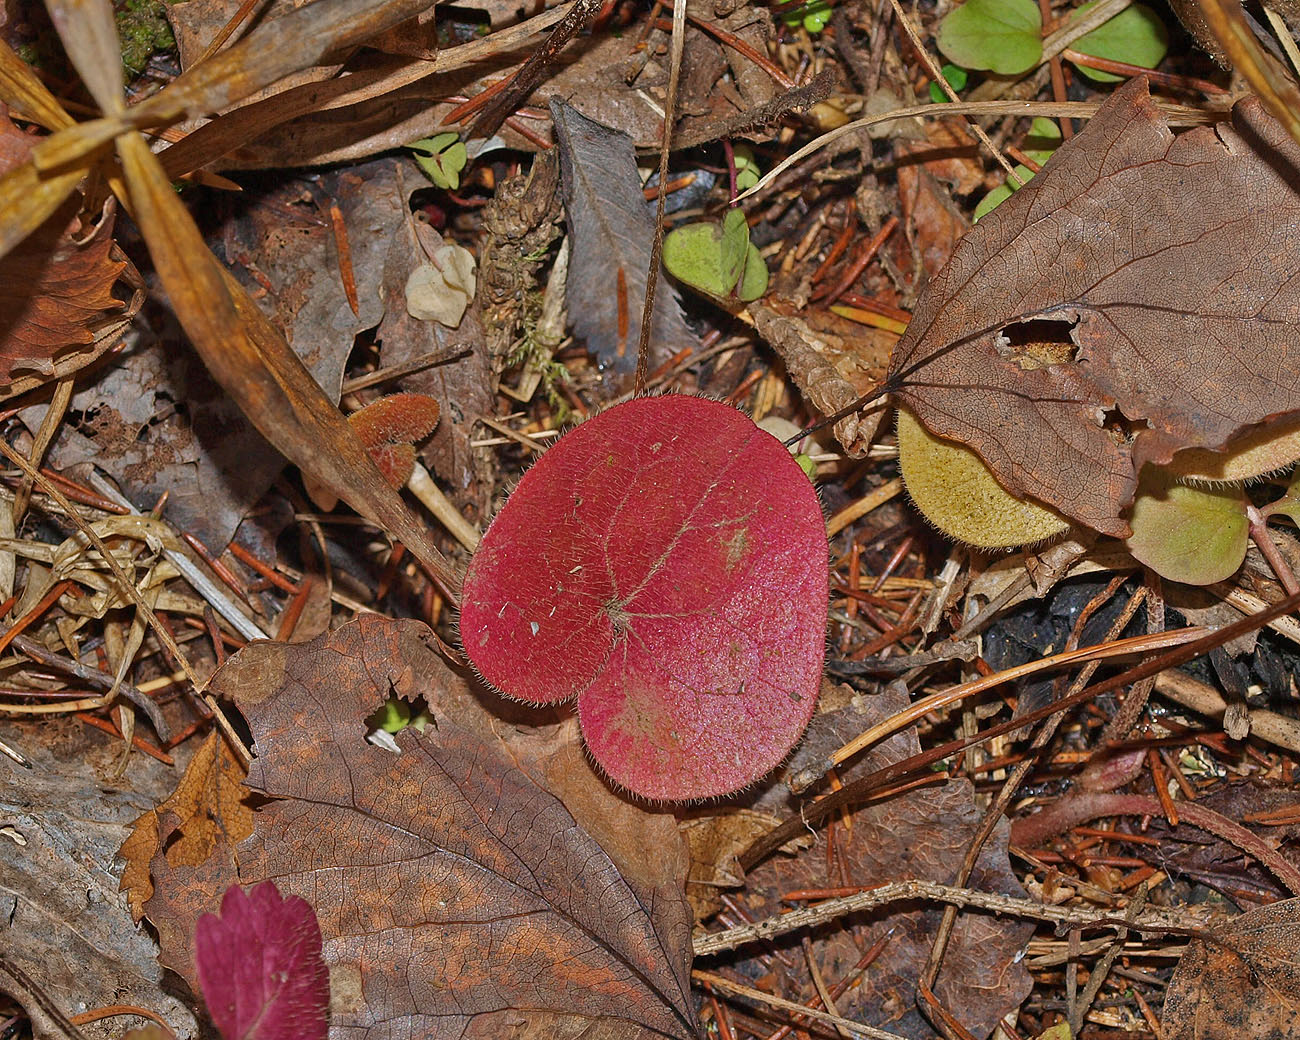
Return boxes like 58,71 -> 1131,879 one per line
0,39 -> 74,129
46,0 -> 126,115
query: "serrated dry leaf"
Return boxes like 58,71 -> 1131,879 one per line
121,730 -> 253,921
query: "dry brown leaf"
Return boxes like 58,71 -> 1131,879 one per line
752,303 -> 888,456
552,100 -> 696,387
0,106 -> 134,394
1163,897 -> 1300,1039
144,616 -> 695,1038
886,77 -> 1300,537
739,682 -> 1032,1039
121,730 -> 253,921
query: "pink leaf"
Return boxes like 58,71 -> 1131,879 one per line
194,880 -> 329,1040
460,395 -> 828,800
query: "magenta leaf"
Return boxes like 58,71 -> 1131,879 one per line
194,880 -> 329,1040
460,395 -> 828,800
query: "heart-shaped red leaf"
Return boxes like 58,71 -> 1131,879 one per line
194,880 -> 329,1040
459,394 -> 828,800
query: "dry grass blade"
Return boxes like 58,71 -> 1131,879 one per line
1194,0 -> 1300,149
44,0 -> 125,115
738,98 -> 1220,201
0,40 -> 73,129
113,132 -> 461,596
129,0 -> 436,128
29,117 -> 125,172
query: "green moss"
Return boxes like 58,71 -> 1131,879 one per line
117,0 -> 176,76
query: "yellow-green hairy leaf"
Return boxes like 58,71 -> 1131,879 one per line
1070,2 -> 1169,83
663,208 -> 768,305
937,0 -> 1041,75
1125,469 -> 1249,585
1262,467 -> 1300,527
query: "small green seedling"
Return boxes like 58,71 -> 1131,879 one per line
937,0 -> 1041,76
974,118 -> 1062,220
732,144 -> 762,193
367,696 -> 432,735
408,132 -> 468,190
1069,2 -> 1168,82
781,0 -> 833,33
929,64 -> 969,103
663,207 -> 769,307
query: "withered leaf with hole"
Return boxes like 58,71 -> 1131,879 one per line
1163,896 -> 1300,1039
552,100 -> 697,387
886,77 -> 1300,537
143,616 -> 695,1039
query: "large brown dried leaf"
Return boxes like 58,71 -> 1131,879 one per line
1163,897 -> 1300,1039
886,78 -> 1300,537
552,100 -> 697,387
145,616 -> 695,1039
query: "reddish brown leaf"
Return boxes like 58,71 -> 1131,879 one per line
1163,897 -> 1300,1039
348,391 -> 441,450
306,393 -> 440,507
195,881 -> 329,1040
0,109 -> 128,387
887,77 -> 1300,537
459,394 -> 828,801
145,616 -> 695,1039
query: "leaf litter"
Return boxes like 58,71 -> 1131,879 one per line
4,0 -> 1300,1037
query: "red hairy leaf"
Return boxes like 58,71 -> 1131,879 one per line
348,392 -> 441,449
459,394 -> 828,800
194,880 -> 329,1040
